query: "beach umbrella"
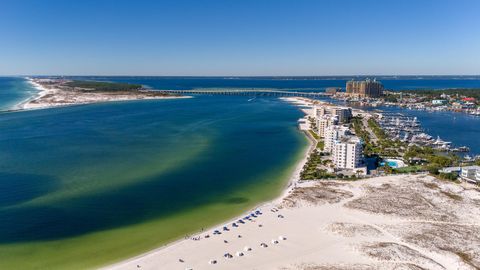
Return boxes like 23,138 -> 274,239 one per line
236,252 -> 244,257
244,246 -> 252,251
279,235 -> 287,240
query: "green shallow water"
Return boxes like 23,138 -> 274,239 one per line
0,95 -> 307,269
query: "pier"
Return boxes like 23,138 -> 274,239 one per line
158,89 -> 330,97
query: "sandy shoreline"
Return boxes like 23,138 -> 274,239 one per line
102,97 -> 316,269
105,174 -> 480,270
103,97 -> 480,270
11,78 -> 191,112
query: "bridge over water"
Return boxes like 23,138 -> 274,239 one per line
159,89 -> 330,97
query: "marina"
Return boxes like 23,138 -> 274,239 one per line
377,112 -> 473,153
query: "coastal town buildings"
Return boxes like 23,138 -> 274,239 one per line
440,165 -> 480,183
460,166 -> 480,183
324,125 -> 349,153
365,89 -> 480,116
326,87 -> 341,94
316,115 -> 338,138
432,99 -> 448,105
439,166 -> 461,175
346,79 -> 384,98
315,105 -> 330,118
315,105 -> 352,124
310,101 -> 366,175
331,136 -> 363,170
331,107 -> 352,123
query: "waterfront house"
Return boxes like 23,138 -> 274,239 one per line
432,99 -> 447,105
462,97 -> 476,102
439,166 -> 461,175
451,102 -> 463,110
460,166 -> 480,183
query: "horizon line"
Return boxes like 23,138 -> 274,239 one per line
2,74 -> 480,78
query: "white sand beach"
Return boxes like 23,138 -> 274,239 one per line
105,97 -> 480,270
105,174 -> 480,270
17,78 -> 190,111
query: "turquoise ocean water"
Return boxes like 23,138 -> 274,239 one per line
0,77 -> 38,111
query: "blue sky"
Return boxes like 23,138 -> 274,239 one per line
0,0 -> 479,76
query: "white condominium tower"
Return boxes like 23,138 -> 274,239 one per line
317,115 -> 338,138
315,105 -> 352,124
330,107 -> 352,124
332,136 -> 363,169
324,125 -> 349,153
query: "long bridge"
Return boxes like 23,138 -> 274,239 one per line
158,89 -> 330,97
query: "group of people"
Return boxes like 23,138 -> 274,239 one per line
176,207 -> 287,268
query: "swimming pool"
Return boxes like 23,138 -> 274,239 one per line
380,159 -> 406,169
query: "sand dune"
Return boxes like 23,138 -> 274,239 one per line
104,174 -> 480,270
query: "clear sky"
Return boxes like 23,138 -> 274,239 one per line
0,0 -> 479,76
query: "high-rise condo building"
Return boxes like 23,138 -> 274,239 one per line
315,105 -> 352,124
346,79 -> 384,98
317,115 -> 338,138
324,125 -> 349,153
332,136 -> 363,169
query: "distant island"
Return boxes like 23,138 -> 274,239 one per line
20,78 -> 187,110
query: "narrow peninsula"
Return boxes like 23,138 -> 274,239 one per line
21,78 -> 187,110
